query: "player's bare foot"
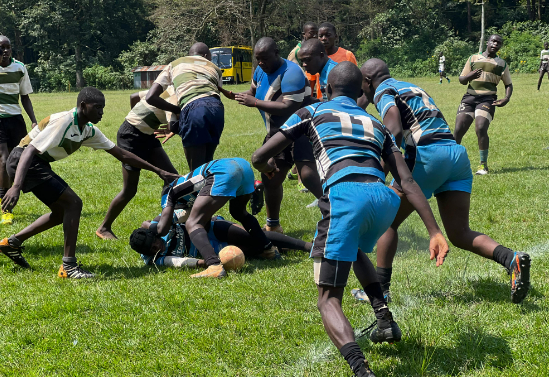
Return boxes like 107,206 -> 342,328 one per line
95,228 -> 118,240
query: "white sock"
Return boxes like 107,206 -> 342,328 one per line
163,256 -> 199,268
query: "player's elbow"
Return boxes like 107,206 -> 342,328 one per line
251,150 -> 266,168
458,76 -> 468,85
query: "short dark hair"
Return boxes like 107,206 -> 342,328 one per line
318,22 -> 337,35
129,228 -> 159,256
255,37 -> 278,54
77,87 -> 104,105
328,61 -> 362,98
303,22 -> 318,31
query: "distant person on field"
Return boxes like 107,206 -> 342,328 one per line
454,34 -> 512,175
298,38 -> 338,101
318,22 -> 357,65
0,35 -> 38,225
538,41 -> 549,90
95,88 -> 180,240
287,22 -> 318,66
0,87 -> 178,278
252,62 -> 449,377
438,51 -> 450,84
356,58 -> 531,305
147,42 -> 224,171
220,37 -> 323,233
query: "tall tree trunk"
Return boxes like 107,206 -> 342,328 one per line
527,0 -> 534,20
75,43 -> 84,89
538,0 -> 541,19
478,2 -> 485,53
467,1 -> 472,34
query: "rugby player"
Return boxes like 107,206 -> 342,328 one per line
96,88 -> 179,240
223,37 -> 322,233
252,62 -> 449,377
147,157 -> 280,278
538,42 -> 549,91
438,52 -> 450,84
287,22 -> 318,66
317,22 -> 357,65
0,35 -> 38,225
146,42 -> 224,171
298,38 -> 338,101
0,87 -> 179,277
454,34 -> 513,175
357,58 -> 530,304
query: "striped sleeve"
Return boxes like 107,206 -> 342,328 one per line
281,64 -> 306,103
501,64 -> 512,85
279,108 -> 312,140
460,56 -> 472,77
19,66 -> 33,95
82,127 -> 115,150
374,87 -> 398,119
381,127 -> 401,159
154,64 -> 173,91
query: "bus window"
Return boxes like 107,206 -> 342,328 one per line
211,48 -> 232,69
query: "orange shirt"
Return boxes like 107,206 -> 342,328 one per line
309,47 -> 357,99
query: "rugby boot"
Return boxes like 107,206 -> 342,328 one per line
475,163 -> 489,175
0,237 -> 29,268
1,212 -> 14,225
190,264 -> 227,278
351,288 -> 392,304
370,311 -> 402,344
509,252 -> 531,304
249,180 -> 265,215
262,224 -> 284,234
259,244 -> 281,260
58,263 -> 95,278
287,171 -> 298,180
352,360 -> 376,377
297,182 -> 309,193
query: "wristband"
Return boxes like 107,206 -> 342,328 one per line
254,99 -> 258,107
229,91 -> 233,95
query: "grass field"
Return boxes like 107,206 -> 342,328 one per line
0,74 -> 548,376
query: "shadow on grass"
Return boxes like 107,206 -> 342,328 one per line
23,244 -> 103,258
93,263 -> 164,279
493,165 -> 549,175
366,327 -> 513,376
239,255 -> 304,274
394,227 -> 431,256
285,229 -> 315,242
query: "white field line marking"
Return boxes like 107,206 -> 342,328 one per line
225,131 -> 264,137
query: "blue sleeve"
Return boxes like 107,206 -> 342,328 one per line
279,107 -> 313,141
280,62 -> 307,99
373,86 -> 398,119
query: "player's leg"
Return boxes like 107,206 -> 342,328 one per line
538,69 -> 544,90
454,113 -> 474,144
473,111 -> 492,174
295,161 -> 322,199
262,160 -> 291,233
0,142 -> 11,200
183,143 -> 217,171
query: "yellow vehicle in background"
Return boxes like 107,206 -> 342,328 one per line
210,46 -> 253,84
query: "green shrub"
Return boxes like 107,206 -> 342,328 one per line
32,54 -> 76,92
83,64 -> 131,90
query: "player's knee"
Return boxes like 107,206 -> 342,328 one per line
446,227 -> 470,247
121,185 -> 138,200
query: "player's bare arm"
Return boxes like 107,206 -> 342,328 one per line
1,144 -> 40,212
252,132 -> 294,178
382,107 -> 404,149
385,151 -> 449,266
153,121 -> 178,144
493,84 -> 513,107
154,205 -> 175,237
146,83 -> 181,115
236,95 -> 302,117
105,146 -> 180,183
20,95 -> 37,128
459,68 -> 482,85
129,92 -> 141,109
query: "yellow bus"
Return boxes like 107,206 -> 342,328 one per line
210,46 -> 253,84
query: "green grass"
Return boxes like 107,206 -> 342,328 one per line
1,74 -> 548,376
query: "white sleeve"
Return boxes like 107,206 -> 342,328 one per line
29,118 -> 67,153
19,66 -> 33,96
82,127 -> 116,150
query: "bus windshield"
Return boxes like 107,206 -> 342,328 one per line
211,49 -> 232,69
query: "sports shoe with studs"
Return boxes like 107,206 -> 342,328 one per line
249,180 -> 265,215
353,360 -> 376,377
1,212 -> 14,225
0,237 -> 29,268
262,224 -> 284,234
370,311 -> 402,344
58,263 -> 95,279
351,288 -> 392,303
259,245 -> 281,260
297,182 -> 309,193
475,163 -> 489,175
287,171 -> 298,180
509,252 -> 531,304
190,264 -> 227,278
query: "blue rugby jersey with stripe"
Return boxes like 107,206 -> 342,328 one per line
317,58 -> 338,101
373,78 -> 455,152
279,96 -> 400,190
252,59 -> 308,136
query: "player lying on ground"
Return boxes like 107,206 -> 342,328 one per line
357,58 -> 531,304
0,87 -> 179,278
252,62 -> 449,377
96,88 -> 179,240
148,157 -> 280,278
129,213 -> 313,268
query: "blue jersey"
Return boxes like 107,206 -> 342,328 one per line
280,96 -> 400,190
373,78 -> 454,151
317,58 -> 338,101
252,59 -> 308,135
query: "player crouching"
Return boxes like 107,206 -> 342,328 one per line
0,87 -> 178,277
143,157 -> 281,278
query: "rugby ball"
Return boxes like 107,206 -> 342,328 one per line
219,246 -> 245,271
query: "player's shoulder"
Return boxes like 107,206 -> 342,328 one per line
374,78 -> 399,97
283,59 -> 306,76
493,55 -> 508,67
11,59 -> 26,69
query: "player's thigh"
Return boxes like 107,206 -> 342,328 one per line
433,144 -> 473,198
314,257 -> 353,289
148,146 -> 178,174
121,166 -> 141,191
229,193 -> 252,219
435,190 -> 472,238
187,195 -> 229,230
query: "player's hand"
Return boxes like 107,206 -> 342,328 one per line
1,187 -> 20,213
31,122 -> 38,129
429,232 -> 449,267
492,97 -> 510,107
154,124 -> 176,144
219,87 -> 236,100
158,170 -> 180,184
468,69 -> 483,81
235,93 -> 256,107
263,158 -> 279,179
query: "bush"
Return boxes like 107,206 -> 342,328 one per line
83,64 -> 131,90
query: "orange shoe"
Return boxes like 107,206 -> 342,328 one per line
190,264 -> 227,278
0,237 -> 29,268
262,224 -> 284,234
58,263 -> 95,278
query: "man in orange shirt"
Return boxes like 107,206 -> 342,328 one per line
318,22 -> 357,65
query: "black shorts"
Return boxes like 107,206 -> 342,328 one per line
0,115 -> 27,150
7,147 -> 68,206
117,120 -> 162,171
313,257 -> 352,287
262,132 -> 315,168
178,96 -> 225,148
457,93 -> 496,123
540,62 -> 549,73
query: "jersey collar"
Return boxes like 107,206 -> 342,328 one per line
330,96 -> 358,106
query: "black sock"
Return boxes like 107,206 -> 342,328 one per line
376,266 -> 392,292
62,256 -> 77,266
364,282 -> 390,327
239,213 -> 271,249
266,218 -> 279,227
340,342 -> 365,373
493,245 -> 515,270
265,231 -> 308,251
8,235 -> 22,247
189,228 -> 221,266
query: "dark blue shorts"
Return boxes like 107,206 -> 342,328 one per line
178,96 -> 224,148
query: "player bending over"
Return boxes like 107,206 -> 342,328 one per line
454,34 -> 513,175
96,88 -> 179,240
0,87 -> 178,278
147,157 -> 280,278
357,58 -> 530,304
130,214 -> 312,268
252,62 -> 448,377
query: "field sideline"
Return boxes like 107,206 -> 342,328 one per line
0,74 -> 548,376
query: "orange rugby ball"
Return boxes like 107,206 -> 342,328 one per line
219,246 -> 245,271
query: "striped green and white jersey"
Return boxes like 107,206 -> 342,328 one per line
154,56 -> 222,109
125,86 -> 178,134
540,50 -> 549,61
19,108 -> 115,162
0,58 -> 33,118
460,53 -> 512,96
